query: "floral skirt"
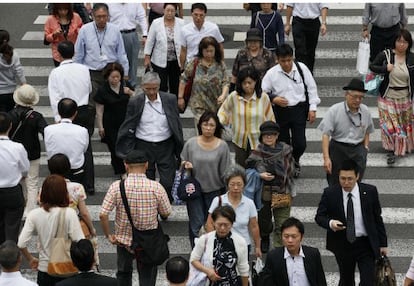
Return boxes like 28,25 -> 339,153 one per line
378,96 -> 414,156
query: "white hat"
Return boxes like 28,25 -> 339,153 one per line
13,84 -> 39,107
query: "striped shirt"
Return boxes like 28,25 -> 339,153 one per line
218,91 -> 275,149
100,173 -> 172,246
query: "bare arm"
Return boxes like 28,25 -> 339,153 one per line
284,5 -> 293,35
322,134 -> 332,174
20,247 -> 38,270
249,217 -> 262,258
99,213 -> 117,244
180,46 -> 187,69
95,103 -> 104,138
78,200 -> 96,237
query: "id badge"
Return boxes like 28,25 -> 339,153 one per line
99,54 -> 108,61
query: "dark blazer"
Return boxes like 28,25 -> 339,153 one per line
116,91 -> 184,159
258,245 -> 327,286
315,183 -> 387,258
56,272 -> 117,286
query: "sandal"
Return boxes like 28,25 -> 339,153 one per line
387,155 -> 396,165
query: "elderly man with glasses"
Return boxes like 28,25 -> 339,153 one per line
317,78 -> 374,186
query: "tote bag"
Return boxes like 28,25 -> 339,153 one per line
47,208 -> 78,277
356,39 -> 370,75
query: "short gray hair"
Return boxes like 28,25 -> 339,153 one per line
141,71 -> 161,85
224,164 -> 246,186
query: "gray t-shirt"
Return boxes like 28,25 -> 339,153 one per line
181,137 -> 230,193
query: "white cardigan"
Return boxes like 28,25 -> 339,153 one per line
189,231 -> 250,278
144,16 -> 184,68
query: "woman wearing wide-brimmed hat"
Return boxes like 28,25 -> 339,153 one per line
9,84 -> 48,217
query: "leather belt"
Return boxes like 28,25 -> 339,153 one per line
120,29 -> 136,34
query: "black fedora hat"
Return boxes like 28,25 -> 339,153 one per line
343,78 -> 368,92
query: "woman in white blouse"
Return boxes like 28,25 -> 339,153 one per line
144,3 -> 184,97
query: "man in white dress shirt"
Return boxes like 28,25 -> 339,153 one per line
284,3 -> 328,73
0,240 -> 37,286
0,112 -> 29,244
108,3 -> 147,88
44,98 -> 89,190
262,43 -> 320,178
48,40 -> 95,194
179,3 -> 224,68
259,217 -> 327,286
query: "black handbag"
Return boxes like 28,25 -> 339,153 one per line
119,180 -> 170,265
374,255 -> 396,286
177,170 -> 202,201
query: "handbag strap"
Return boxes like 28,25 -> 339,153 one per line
384,49 -> 391,65
119,179 -> 136,228
294,60 -> 309,107
55,208 -> 67,238
10,109 -> 34,140
190,58 -> 199,81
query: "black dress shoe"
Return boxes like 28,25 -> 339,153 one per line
261,237 -> 270,253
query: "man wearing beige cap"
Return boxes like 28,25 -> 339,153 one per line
9,84 -> 47,217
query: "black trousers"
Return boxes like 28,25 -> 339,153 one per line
334,237 -> 375,286
135,137 -> 177,202
328,140 -> 367,187
73,105 -> 96,192
369,24 -> 400,62
151,60 -> 180,98
292,16 -> 321,73
89,69 -> 105,107
0,184 -> 24,244
273,103 -> 308,163
0,93 -> 15,112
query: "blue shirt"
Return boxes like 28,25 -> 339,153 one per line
208,194 -> 257,245
74,21 -> 129,73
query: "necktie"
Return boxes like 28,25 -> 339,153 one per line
346,193 -> 356,243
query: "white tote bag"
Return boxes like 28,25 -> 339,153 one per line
356,39 -> 370,75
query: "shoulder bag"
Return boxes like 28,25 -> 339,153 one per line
10,109 -> 34,140
181,58 -> 199,113
294,60 -> 310,116
47,208 -> 78,277
364,49 -> 391,96
119,179 -> 170,265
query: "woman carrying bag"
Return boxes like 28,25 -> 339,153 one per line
370,29 -> 414,165
18,175 -> 84,286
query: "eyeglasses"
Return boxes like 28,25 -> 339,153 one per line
348,93 -> 365,101
228,182 -> 244,188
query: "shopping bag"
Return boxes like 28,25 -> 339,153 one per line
363,71 -> 383,96
251,258 -> 264,286
47,208 -> 78,277
356,39 -> 370,75
172,166 -> 186,205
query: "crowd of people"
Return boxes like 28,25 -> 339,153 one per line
0,2 -> 414,286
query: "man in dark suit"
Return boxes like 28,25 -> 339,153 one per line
116,71 -> 184,201
315,159 -> 388,286
258,217 -> 327,286
56,239 -> 117,286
